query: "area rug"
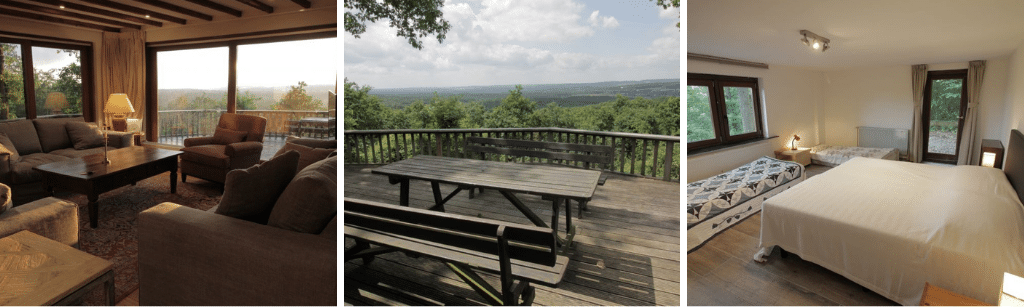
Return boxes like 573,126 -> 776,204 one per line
50,171 -> 223,304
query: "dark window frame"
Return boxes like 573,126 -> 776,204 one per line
0,36 -> 94,121
687,73 -> 764,151
921,69 -> 968,164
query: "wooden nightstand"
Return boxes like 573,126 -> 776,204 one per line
920,282 -> 987,306
774,148 -> 811,166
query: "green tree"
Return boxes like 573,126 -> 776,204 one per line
343,79 -> 390,130
274,81 -> 323,111
687,85 -> 715,142
344,0 -> 452,50
235,90 -> 261,110
484,85 -> 537,128
402,100 -> 431,128
0,44 -> 25,119
459,100 -> 486,128
533,102 -> 574,128
653,0 -> 680,28
428,93 -> 464,129
172,92 -> 223,110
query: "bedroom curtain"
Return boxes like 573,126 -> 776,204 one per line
909,64 -> 928,163
957,60 -> 986,165
99,30 -> 146,129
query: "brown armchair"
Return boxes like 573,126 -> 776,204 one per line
180,113 -> 267,184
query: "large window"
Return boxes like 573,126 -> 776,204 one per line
1,38 -> 90,120
686,73 -> 763,151
156,47 -> 229,144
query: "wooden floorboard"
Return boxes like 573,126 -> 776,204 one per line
687,163 -> 900,306
344,164 -> 681,306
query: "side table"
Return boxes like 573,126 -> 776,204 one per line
920,282 -> 987,306
0,230 -> 114,306
774,148 -> 811,166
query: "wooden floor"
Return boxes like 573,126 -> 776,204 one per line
343,164 -> 681,306
686,164 -> 899,306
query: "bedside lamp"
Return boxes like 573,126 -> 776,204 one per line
104,94 -> 135,132
791,134 -> 801,150
44,92 -> 67,115
981,139 -> 1004,169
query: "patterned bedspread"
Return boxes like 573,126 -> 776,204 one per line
810,145 -> 899,167
686,156 -> 803,229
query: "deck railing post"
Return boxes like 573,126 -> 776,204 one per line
664,142 -> 675,181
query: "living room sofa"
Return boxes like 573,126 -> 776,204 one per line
0,117 -> 134,204
137,144 -> 336,306
0,183 -> 79,247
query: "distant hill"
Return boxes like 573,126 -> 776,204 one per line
157,84 -> 335,110
368,79 -> 680,109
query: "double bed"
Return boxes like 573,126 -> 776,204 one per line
809,144 -> 900,166
754,130 -> 1024,305
687,156 -> 804,252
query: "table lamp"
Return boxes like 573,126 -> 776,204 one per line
44,92 -> 67,115
791,134 -> 801,150
104,93 -> 135,132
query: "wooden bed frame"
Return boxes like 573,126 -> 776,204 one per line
1004,129 -> 1024,202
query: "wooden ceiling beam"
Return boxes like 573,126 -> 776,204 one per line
76,0 -> 187,24
234,0 -> 272,14
288,0 -> 311,9
182,0 -> 241,17
29,0 -> 163,27
0,8 -> 120,32
135,0 -> 212,21
0,0 -> 141,29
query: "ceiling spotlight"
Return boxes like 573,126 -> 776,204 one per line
59,5 -> 64,9
145,14 -> 150,18
800,30 -> 830,52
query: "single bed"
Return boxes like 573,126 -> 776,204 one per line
809,144 -> 900,166
687,156 -> 804,252
754,130 -> 1024,305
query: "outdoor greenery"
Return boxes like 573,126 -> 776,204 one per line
165,81 -> 324,111
344,0 -> 451,50
929,79 -> 964,132
345,79 -> 680,179
1,44 -> 83,119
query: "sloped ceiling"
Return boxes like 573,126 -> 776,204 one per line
688,0 -> 1024,69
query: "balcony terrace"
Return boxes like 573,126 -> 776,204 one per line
343,128 -> 681,306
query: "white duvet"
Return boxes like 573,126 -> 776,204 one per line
755,157 -> 1024,305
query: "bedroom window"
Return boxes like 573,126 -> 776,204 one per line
687,73 -> 764,151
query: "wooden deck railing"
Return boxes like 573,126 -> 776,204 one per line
344,128 -> 680,182
156,109 -> 332,144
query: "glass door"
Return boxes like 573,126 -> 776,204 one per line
922,69 -> 968,164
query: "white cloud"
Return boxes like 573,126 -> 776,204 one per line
659,5 -> 679,19
588,10 -> 619,29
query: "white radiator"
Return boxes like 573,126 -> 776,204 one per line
857,126 -> 910,159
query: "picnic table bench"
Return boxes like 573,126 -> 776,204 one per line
465,136 -> 613,215
344,197 -> 569,306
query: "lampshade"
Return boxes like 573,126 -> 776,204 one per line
983,152 -> 998,168
791,134 -> 801,150
44,92 -> 67,111
103,93 -> 135,115
1001,272 -> 1024,306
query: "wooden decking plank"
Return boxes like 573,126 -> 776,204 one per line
344,163 -> 681,306
372,164 -> 598,199
378,158 -> 601,189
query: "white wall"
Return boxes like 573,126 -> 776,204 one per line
821,58 -> 1010,165
686,60 -> 825,182
1005,42 -> 1024,137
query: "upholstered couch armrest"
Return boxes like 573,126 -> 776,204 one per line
0,153 -> 11,185
138,203 -> 336,306
0,197 -> 79,246
225,141 -> 263,157
183,136 -> 215,147
104,131 -> 134,148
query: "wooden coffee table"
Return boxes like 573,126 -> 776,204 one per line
0,230 -> 114,305
34,146 -> 182,228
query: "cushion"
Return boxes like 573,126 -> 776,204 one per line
274,141 -> 335,171
320,216 -> 337,240
215,150 -> 300,224
283,136 -> 337,149
0,120 -> 42,155
65,122 -> 106,150
212,127 -> 247,145
180,145 -> 229,168
10,153 -> 69,184
0,133 -> 20,162
0,184 -> 10,216
33,117 -> 82,152
267,157 -> 337,234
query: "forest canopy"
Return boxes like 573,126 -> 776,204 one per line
344,79 -> 680,137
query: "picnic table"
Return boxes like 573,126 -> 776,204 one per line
371,155 -> 602,247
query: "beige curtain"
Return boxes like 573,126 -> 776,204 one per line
909,64 -> 928,163
957,60 -> 986,165
99,30 -> 146,129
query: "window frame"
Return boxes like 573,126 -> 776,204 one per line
687,73 -> 764,151
921,69 -> 968,164
0,36 -> 94,121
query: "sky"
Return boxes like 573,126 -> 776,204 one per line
343,0 -> 681,89
157,37 -> 338,90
